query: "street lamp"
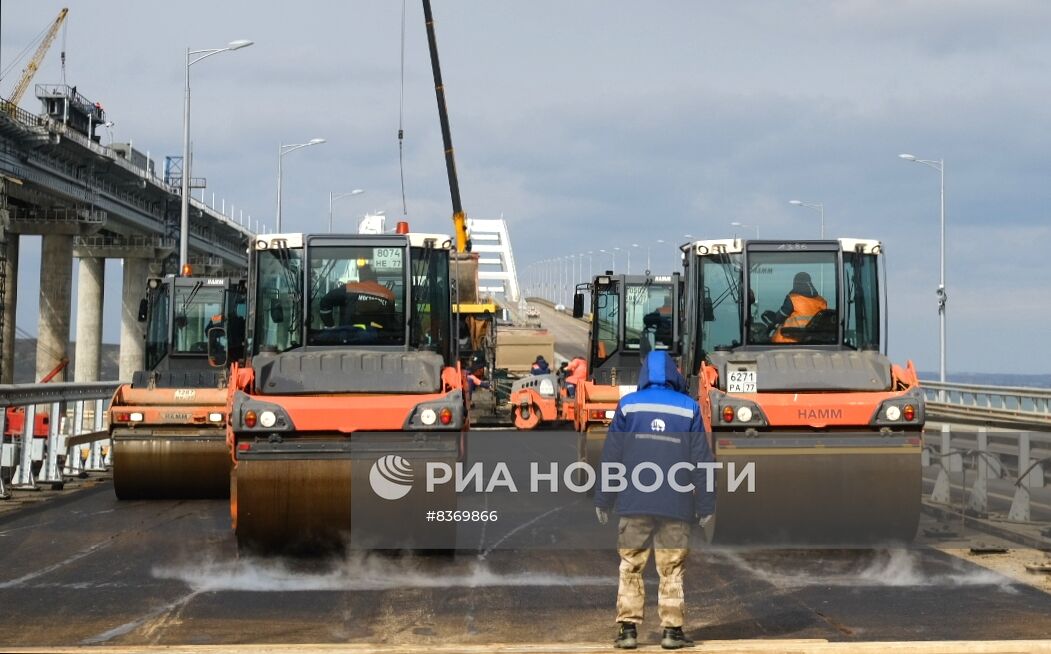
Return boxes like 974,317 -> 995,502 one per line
899,152 -> 947,390
628,243 -> 639,275
328,189 -> 365,233
179,38 -> 253,274
646,239 -> 664,272
788,200 -> 825,238
600,248 -> 615,271
731,221 -> 759,238
276,138 -> 326,232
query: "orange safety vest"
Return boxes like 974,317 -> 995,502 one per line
566,357 -> 587,384
345,280 -> 395,304
772,293 -> 827,343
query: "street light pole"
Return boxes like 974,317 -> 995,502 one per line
788,200 -> 825,238
328,189 -> 365,233
899,153 -> 947,389
730,222 -> 759,238
647,239 -> 664,273
276,138 -> 326,232
179,39 -> 253,275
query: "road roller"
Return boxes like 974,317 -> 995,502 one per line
228,230 -> 464,553
679,238 -> 924,545
510,273 -> 682,429
510,273 -> 681,471
110,275 -> 246,499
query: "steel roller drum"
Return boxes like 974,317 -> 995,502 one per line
235,449 -> 458,554
581,425 -> 608,470
112,433 -> 231,500
708,437 -> 922,546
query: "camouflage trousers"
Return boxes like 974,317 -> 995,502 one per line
616,515 -> 690,628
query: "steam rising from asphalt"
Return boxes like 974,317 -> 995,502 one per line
721,548 -> 1015,589
153,554 -> 614,592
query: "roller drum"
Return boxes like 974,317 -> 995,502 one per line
112,432 -> 231,500
235,440 -> 459,554
710,441 -> 921,546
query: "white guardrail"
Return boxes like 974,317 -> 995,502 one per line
920,380 -> 1051,525
0,382 -> 120,498
921,380 -> 1051,428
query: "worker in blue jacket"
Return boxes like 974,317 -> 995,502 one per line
594,350 -> 714,650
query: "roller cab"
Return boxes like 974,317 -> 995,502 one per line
510,273 -> 680,440
110,275 -> 246,499
230,232 -> 464,553
681,238 -> 924,545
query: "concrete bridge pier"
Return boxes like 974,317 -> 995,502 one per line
74,235 -> 174,382
73,256 -> 105,382
119,257 -> 149,381
35,233 -> 74,382
1,235 -> 18,384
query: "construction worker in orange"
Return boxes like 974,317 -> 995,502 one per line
319,265 -> 396,330
770,271 -> 827,344
564,356 -> 587,398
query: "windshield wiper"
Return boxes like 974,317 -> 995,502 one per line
310,259 -> 337,303
179,281 -> 204,316
274,242 -> 302,333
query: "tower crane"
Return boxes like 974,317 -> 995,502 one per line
6,8 -> 68,110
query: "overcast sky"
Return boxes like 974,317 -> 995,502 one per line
2,1 -> 1049,374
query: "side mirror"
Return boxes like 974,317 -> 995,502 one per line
269,303 -> 284,324
207,327 -> 228,368
137,298 -> 148,322
572,293 -> 584,319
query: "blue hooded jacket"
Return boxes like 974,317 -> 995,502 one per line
594,351 -> 715,521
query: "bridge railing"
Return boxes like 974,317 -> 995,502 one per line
921,380 -> 1051,428
0,382 -> 120,497
925,424 -> 1051,528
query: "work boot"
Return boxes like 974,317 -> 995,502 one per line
614,621 -> 638,649
660,626 -> 694,649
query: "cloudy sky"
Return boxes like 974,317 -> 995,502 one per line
2,1 -> 1049,375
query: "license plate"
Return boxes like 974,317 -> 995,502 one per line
727,368 -> 757,394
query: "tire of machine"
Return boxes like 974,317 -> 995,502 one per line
514,404 -> 541,430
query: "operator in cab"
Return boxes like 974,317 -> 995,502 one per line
318,265 -> 396,332
564,356 -> 587,398
769,271 -> 828,344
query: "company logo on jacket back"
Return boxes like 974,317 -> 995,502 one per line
650,418 -> 666,432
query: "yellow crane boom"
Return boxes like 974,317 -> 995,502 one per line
7,8 -> 68,108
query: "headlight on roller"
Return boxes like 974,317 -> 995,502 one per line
737,406 -> 753,422
420,408 -> 437,425
885,405 -> 901,421
259,411 -> 277,428
538,379 -> 555,397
